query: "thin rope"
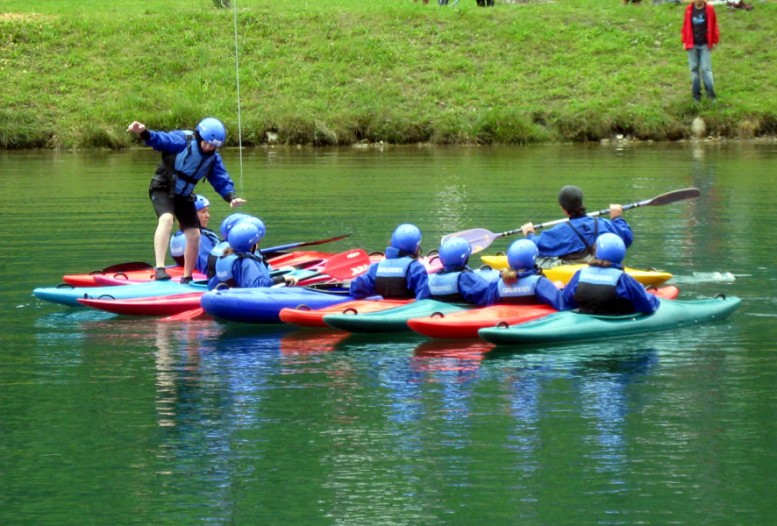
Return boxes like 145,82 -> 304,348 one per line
231,0 -> 244,191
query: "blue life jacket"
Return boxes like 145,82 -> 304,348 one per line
375,256 -> 414,299
171,134 -> 217,197
207,240 -> 229,279
497,274 -> 542,305
574,266 -> 633,315
428,271 -> 465,302
214,252 -> 265,288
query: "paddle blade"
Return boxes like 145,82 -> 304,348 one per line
159,308 -> 210,322
644,187 -> 701,207
322,249 -> 371,280
441,228 -> 500,254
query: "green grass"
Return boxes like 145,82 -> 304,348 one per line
1,0 -> 775,148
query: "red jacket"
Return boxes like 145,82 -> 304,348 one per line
682,2 -> 720,50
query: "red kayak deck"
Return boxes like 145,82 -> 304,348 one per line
408,286 -> 680,340
78,292 -> 203,316
279,299 -> 413,328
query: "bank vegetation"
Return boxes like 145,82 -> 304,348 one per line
1,0 -> 775,149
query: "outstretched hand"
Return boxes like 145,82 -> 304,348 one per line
126,121 -> 146,134
229,198 -> 247,208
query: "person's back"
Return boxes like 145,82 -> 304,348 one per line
209,218 -> 296,290
349,224 -> 430,300
563,233 -> 659,315
486,239 -> 566,310
521,185 -> 633,268
428,237 -> 491,307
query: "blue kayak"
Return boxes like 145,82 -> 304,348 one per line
33,280 -> 209,307
323,299 -> 472,333
478,295 -> 741,346
201,286 -> 356,324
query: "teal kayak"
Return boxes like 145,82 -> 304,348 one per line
323,299 -> 471,333
478,295 -> 741,346
33,280 -> 209,307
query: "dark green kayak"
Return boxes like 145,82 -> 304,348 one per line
323,299 -> 471,333
479,295 -> 741,346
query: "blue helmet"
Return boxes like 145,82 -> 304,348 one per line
240,216 -> 267,241
507,239 -> 539,271
595,233 -> 626,264
228,221 -> 263,253
390,224 -> 422,254
194,194 -> 210,211
219,213 -> 250,240
439,237 -> 471,270
169,231 -> 186,258
196,117 -> 226,147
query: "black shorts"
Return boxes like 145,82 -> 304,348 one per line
149,189 -> 200,230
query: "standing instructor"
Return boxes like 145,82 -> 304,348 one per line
127,117 -> 246,283
682,0 -> 720,103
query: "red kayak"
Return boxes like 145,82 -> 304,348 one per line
63,251 -> 337,287
62,263 -> 182,287
407,285 -> 680,340
279,299 -> 413,328
78,292 -> 204,316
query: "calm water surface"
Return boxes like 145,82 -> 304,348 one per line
1,143 -> 776,525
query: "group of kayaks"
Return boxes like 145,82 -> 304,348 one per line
32,248 -> 741,346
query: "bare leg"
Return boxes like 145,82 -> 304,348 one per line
183,227 -> 201,279
154,213 -> 175,268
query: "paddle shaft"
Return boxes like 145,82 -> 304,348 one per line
442,187 -> 701,252
261,233 -> 352,257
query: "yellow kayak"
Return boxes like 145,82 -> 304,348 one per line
480,255 -> 673,286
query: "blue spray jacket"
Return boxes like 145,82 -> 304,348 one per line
144,130 -> 236,202
526,216 -> 633,259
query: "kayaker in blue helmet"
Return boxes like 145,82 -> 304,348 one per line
563,233 -> 659,315
520,185 -> 633,269
204,212 -> 252,279
169,194 -> 221,274
486,239 -> 566,310
127,117 -> 247,284
349,223 -> 430,300
209,218 -> 297,290
427,237 -> 491,306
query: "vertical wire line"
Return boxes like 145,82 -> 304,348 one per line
231,0 -> 244,191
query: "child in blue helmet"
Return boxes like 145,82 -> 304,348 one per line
486,239 -> 567,310
428,237 -> 492,306
127,118 -> 247,284
169,194 -> 221,275
208,218 -> 296,290
563,233 -> 659,315
349,224 -> 430,300
520,185 -> 633,269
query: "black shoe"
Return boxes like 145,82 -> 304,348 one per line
155,267 -> 172,281
179,276 -> 193,285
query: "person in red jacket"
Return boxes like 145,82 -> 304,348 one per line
681,0 -> 720,102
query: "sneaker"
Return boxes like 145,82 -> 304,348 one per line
179,276 -> 193,285
155,267 -> 172,281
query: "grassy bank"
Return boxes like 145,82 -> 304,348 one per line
1,0 -> 775,149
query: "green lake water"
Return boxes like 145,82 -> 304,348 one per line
1,143 -> 776,525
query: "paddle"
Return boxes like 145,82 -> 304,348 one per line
160,248 -> 371,322
441,187 -> 701,254
261,233 -> 352,258
85,234 -> 351,277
